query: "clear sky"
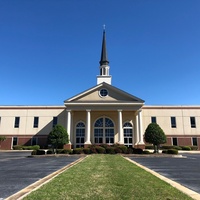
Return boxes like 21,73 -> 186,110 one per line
0,0 -> 200,106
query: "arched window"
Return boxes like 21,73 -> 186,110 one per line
76,122 -> 85,148
123,122 -> 133,147
94,117 -> 114,145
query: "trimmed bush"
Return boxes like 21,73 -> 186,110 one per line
143,150 -> 151,154
36,149 -> 46,155
190,146 -> 198,150
106,147 -> 116,154
145,145 -> 154,149
95,146 -> 106,154
172,146 -> 182,150
126,147 -> 133,154
181,146 -> 191,151
13,145 -> 40,150
167,149 -> 178,155
23,145 -> 40,150
114,147 -> 122,154
162,150 -> 168,154
161,145 -> 182,150
47,149 -> 54,154
133,148 -> 143,154
31,150 -> 37,155
13,145 -> 23,150
83,148 -> 91,154
62,149 -> 72,154
73,148 -> 83,154
117,145 -> 127,153
100,144 -> 109,149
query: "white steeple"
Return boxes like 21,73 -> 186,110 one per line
97,27 -> 112,85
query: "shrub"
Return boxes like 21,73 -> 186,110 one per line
143,150 -> 151,154
23,145 -> 40,150
89,145 -> 98,154
47,149 -> 54,154
62,149 -> 72,154
162,150 -> 168,154
36,149 -> 46,155
114,147 -> 122,154
83,148 -> 91,154
106,147 -> 116,154
161,145 -> 182,150
95,146 -> 106,154
181,146 -> 191,151
133,148 -> 143,154
190,146 -> 198,150
31,150 -> 37,155
56,149 -> 64,154
73,148 -> 83,154
126,147 -> 133,154
172,146 -> 182,150
117,145 -> 127,153
100,144 -> 109,149
167,149 -> 178,155
145,145 -> 154,149
13,145 -> 23,150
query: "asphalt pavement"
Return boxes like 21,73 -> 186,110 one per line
0,151 -> 82,199
127,153 -> 200,194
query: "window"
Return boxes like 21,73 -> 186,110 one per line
14,117 -> 20,128
171,117 -> 176,128
53,117 -> 58,127
192,138 -> 198,146
151,117 -> 157,123
172,137 -> 178,146
12,137 -> 18,146
99,89 -> 108,97
33,117 -> 39,128
94,117 -> 114,144
76,122 -> 85,148
190,117 -> 196,128
31,137 -> 38,145
123,122 -> 133,147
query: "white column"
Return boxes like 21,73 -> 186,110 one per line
118,110 -> 124,144
135,113 -> 139,145
66,110 -> 71,144
138,110 -> 144,144
85,109 -> 91,144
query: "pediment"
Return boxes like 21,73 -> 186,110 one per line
64,82 -> 144,103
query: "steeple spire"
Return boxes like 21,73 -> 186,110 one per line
99,27 -> 109,66
97,26 -> 112,85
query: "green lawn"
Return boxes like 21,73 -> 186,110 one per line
24,155 -> 192,200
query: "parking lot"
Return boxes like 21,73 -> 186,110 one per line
1,152 -> 200,199
128,153 -> 200,194
0,151 -> 82,199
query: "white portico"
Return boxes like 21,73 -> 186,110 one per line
64,29 -> 145,149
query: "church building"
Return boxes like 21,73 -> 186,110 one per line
0,30 -> 200,150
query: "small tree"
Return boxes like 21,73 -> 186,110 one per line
48,124 -> 69,153
144,123 -> 166,153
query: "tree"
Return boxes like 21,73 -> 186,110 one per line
144,123 -> 166,153
47,124 -> 69,153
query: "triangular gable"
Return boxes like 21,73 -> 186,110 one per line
64,82 -> 144,103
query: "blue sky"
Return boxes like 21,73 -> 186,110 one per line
0,0 -> 200,105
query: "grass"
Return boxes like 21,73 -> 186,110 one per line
24,155 -> 192,200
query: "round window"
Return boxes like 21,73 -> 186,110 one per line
99,89 -> 108,97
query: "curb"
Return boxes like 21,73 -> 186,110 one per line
124,157 -> 200,200
5,156 -> 87,200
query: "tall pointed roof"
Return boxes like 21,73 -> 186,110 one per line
99,29 -> 109,66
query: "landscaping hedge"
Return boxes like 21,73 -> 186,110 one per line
13,145 -> 40,150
